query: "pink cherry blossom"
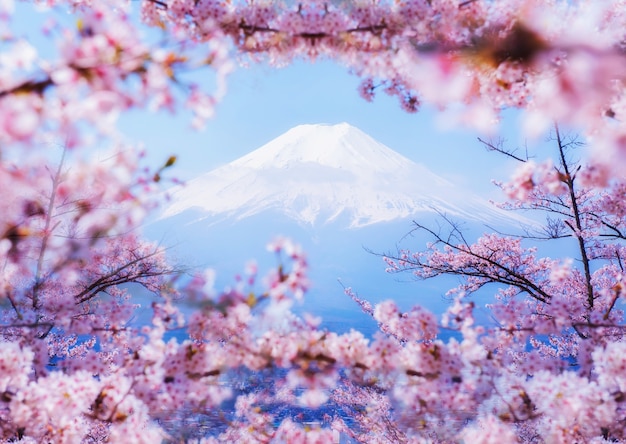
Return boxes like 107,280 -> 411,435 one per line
2,0 -> 626,442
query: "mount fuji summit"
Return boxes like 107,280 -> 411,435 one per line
161,123 -> 519,228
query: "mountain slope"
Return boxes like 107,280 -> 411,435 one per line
160,123 -> 524,228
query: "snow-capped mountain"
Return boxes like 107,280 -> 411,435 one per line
160,123 -> 522,228
152,123 -> 536,332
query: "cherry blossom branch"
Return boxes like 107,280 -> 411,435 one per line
0,78 -> 53,99
554,124 -> 595,308
478,137 -> 529,163
393,219 -> 552,303
33,147 -> 67,310
74,247 -> 175,304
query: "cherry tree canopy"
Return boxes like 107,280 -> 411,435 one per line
2,0 -> 626,175
2,0 -> 626,443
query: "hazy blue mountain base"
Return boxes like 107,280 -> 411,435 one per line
147,208 -> 495,337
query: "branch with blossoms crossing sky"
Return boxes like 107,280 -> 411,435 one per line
2,0 -> 626,442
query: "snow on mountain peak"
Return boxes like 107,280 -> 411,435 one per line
231,122 -> 411,172
160,123 -> 523,228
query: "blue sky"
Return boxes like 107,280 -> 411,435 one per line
120,58 -> 533,202
11,3 -> 545,202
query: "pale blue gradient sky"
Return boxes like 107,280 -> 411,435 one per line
12,3 -> 544,201
119,58 -> 536,202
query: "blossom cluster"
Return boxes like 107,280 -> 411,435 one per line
4,1 -> 626,168
137,0 -> 626,173
2,0 -> 626,442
